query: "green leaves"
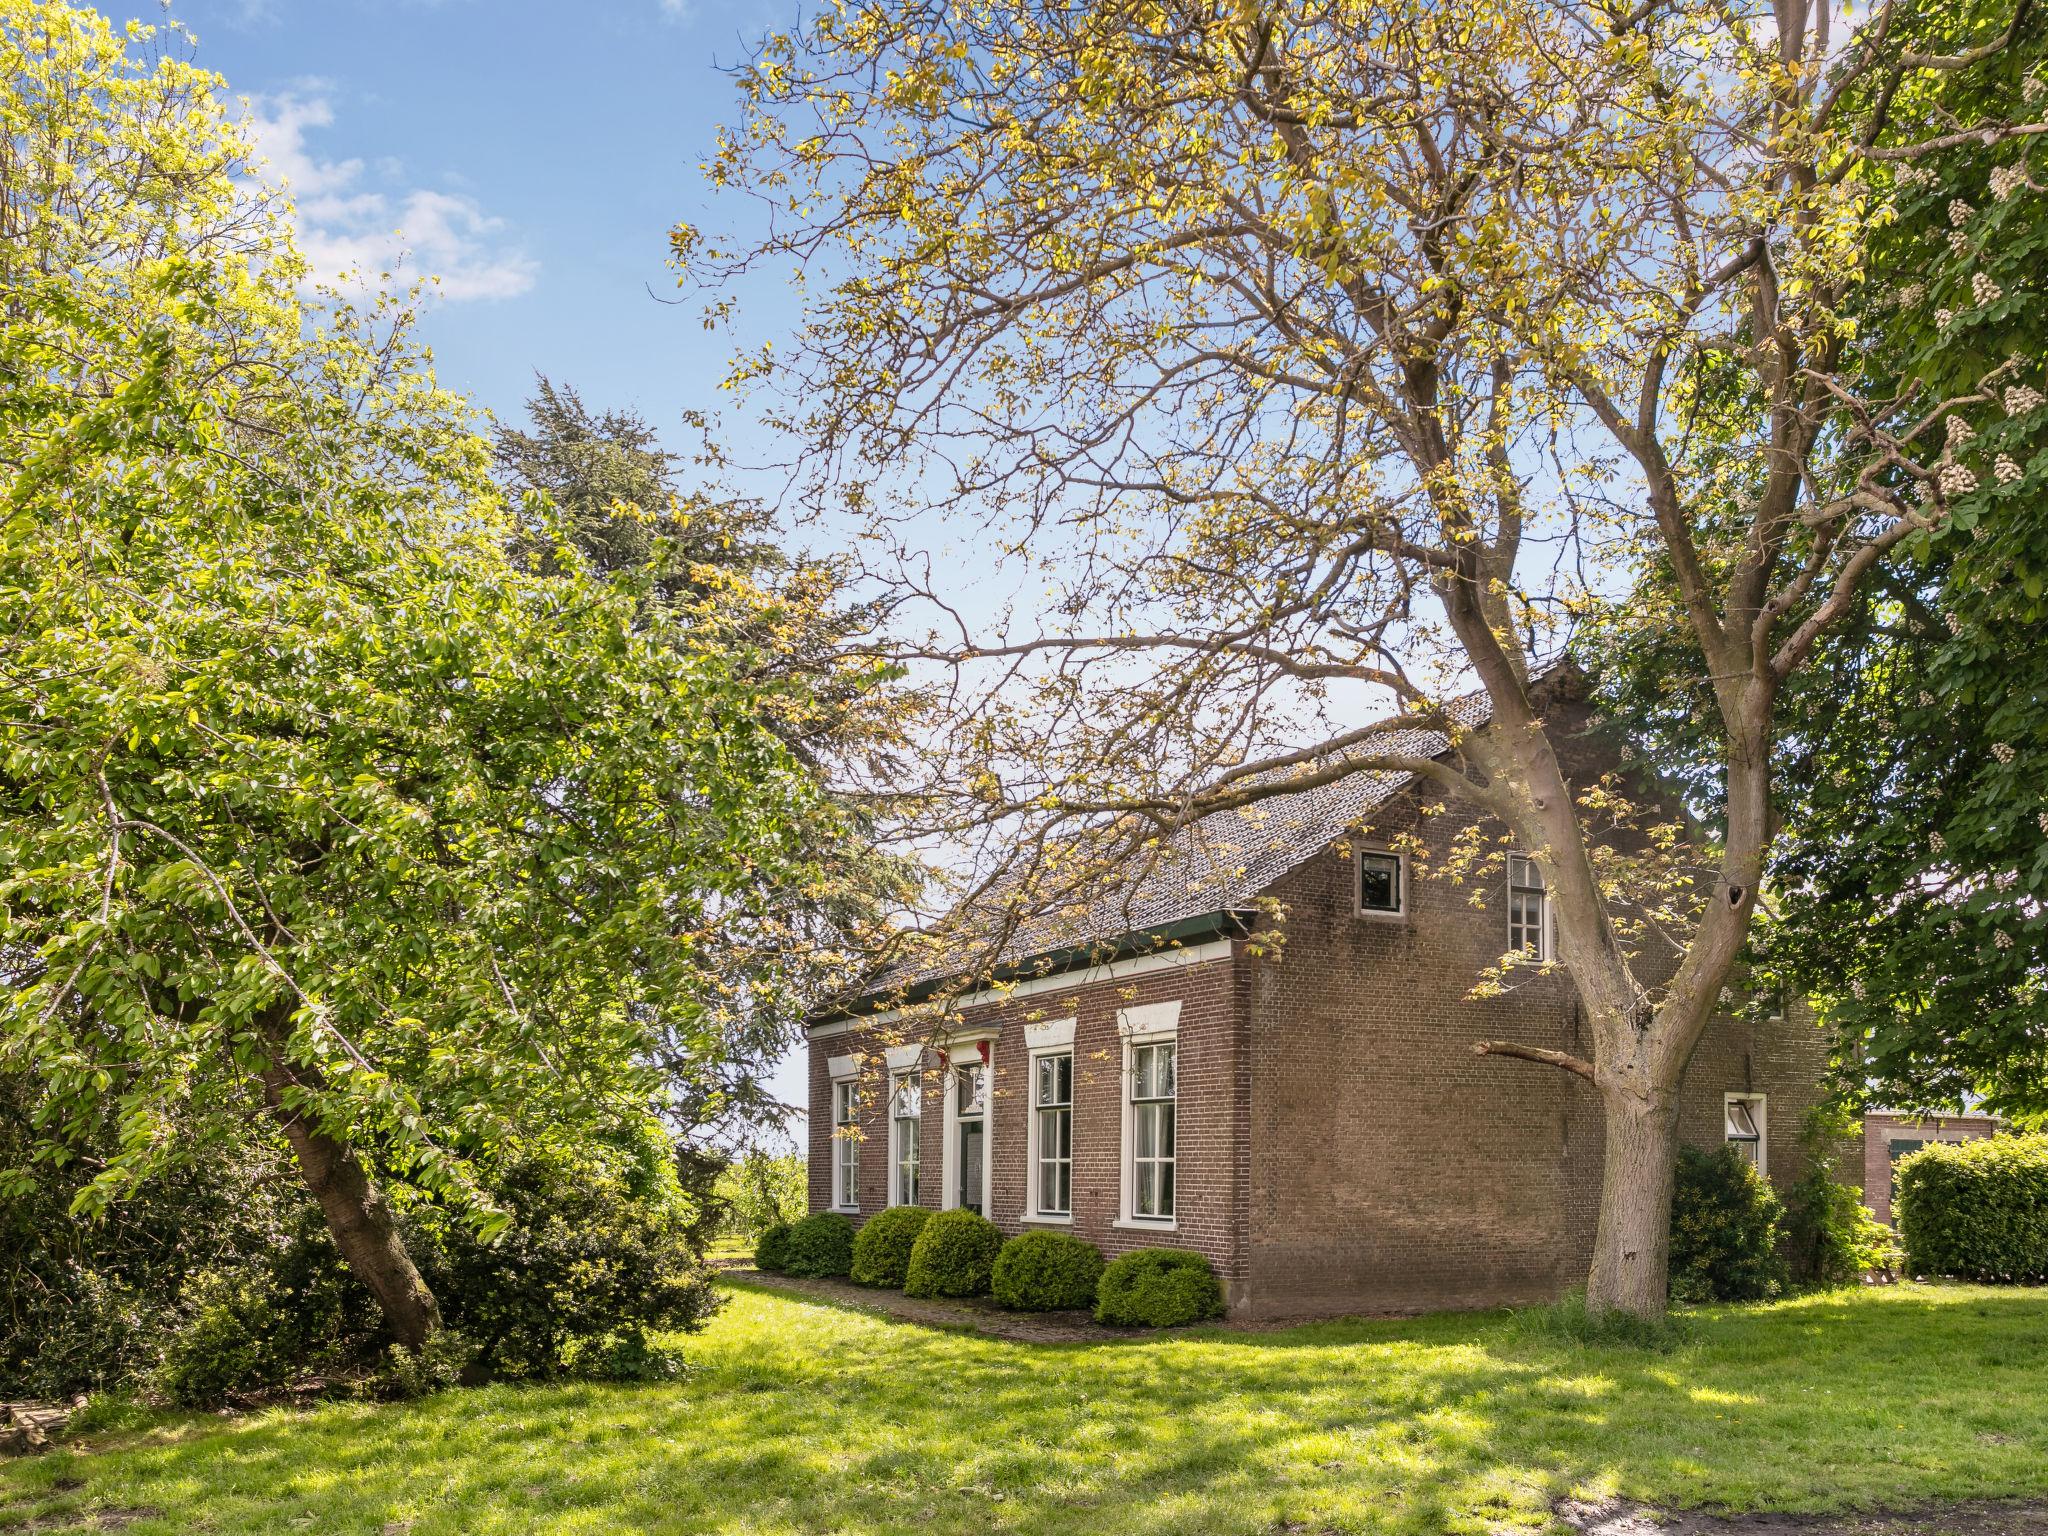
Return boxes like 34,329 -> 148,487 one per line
0,0 -> 872,1235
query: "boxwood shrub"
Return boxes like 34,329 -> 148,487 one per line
1668,1144 -> 1788,1303
753,1222 -> 794,1274
991,1231 -> 1104,1311
903,1209 -> 1002,1297
781,1213 -> 856,1279
1896,1134 -> 2048,1282
849,1206 -> 932,1288
1093,1247 -> 1224,1327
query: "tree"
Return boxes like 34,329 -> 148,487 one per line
687,0 -> 2046,1313
0,2 -> 871,1346
1593,4 -> 2048,1121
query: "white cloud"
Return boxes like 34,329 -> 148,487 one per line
247,88 -> 537,303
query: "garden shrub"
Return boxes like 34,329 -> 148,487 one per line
849,1206 -> 932,1288
903,1209 -> 1003,1297
754,1222 -> 794,1273
1895,1134 -> 2048,1282
991,1231 -> 1104,1311
1784,1167 -> 1900,1288
1093,1248 -> 1224,1327
408,1122 -> 721,1382
781,1213 -> 857,1278
1668,1144 -> 1789,1303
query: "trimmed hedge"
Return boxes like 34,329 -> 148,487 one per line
782,1213 -> 856,1278
1896,1134 -> 2048,1282
1668,1144 -> 1788,1303
1094,1248 -> 1224,1327
753,1222 -> 794,1274
850,1206 -> 932,1288
903,1209 -> 1002,1298
992,1231 -> 1104,1311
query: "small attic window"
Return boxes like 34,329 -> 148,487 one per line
1356,849 -> 1404,916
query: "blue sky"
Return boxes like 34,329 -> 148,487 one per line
165,0 -> 785,435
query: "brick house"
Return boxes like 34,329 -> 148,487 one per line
1861,1109 -> 2000,1224
805,685 -> 1830,1319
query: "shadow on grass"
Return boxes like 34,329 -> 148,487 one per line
6,1283 -> 2047,1536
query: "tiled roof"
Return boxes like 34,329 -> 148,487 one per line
873,690 -> 1494,998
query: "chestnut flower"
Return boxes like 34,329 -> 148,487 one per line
1947,413 -> 1975,445
1992,742 -> 2016,764
2004,384 -> 2044,413
1973,273 -> 2004,306
1898,282 -> 1926,307
1936,307 -> 1956,330
1931,831 -> 1947,852
1996,455 -> 2022,485
1995,930 -> 2014,950
1939,463 -> 1978,496
1950,198 -> 1975,225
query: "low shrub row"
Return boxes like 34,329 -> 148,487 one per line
753,1212 -> 1222,1327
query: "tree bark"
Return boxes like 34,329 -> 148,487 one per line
255,1049 -> 442,1350
1585,1083 -> 1682,1318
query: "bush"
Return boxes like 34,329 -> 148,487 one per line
407,1122 -> 721,1383
903,1209 -> 1003,1297
782,1213 -> 857,1278
1093,1248 -> 1224,1327
154,1271 -> 284,1407
1896,1134 -> 2048,1282
754,1222 -> 795,1273
1785,1167 -> 1900,1288
1668,1144 -> 1789,1303
992,1231 -> 1104,1311
850,1206 -> 932,1288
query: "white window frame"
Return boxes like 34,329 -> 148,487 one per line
828,1054 -> 861,1212
883,1043 -> 924,1208
939,1033 -> 996,1215
1507,853 -> 1555,961
1023,1017 -> 1077,1224
1354,845 -> 1407,919
1724,1092 -> 1768,1176
1116,1001 -> 1181,1231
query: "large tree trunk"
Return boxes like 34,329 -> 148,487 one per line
256,1054 -> 442,1350
1585,1083 -> 1682,1317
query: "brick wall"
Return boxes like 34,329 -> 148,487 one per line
1861,1111 -> 1999,1223
805,944 -> 1255,1302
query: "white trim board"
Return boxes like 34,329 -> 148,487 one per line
806,938 -> 1234,1040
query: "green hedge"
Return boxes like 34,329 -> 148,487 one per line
850,1206 -> 932,1288
1094,1248 -> 1224,1327
1668,1144 -> 1788,1303
991,1231 -> 1104,1311
782,1213 -> 856,1278
1896,1135 -> 2048,1282
753,1222 -> 794,1274
903,1209 -> 1002,1297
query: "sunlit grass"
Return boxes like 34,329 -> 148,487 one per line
3,1280 -> 2045,1535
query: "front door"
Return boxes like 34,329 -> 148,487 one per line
956,1062 -> 986,1214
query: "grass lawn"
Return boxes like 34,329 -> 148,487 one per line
5,1279 -> 2047,1535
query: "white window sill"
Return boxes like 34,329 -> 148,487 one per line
1353,907 -> 1407,922
1113,1217 -> 1177,1233
832,1204 -> 860,1215
1020,1212 -> 1073,1226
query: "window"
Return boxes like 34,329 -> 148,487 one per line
1725,1093 -> 1767,1174
832,1078 -> 860,1209
1129,1040 -> 1176,1221
890,1071 -> 921,1207
954,1061 -> 987,1215
1508,854 -> 1552,960
1033,1052 -> 1073,1217
1356,849 -> 1404,916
